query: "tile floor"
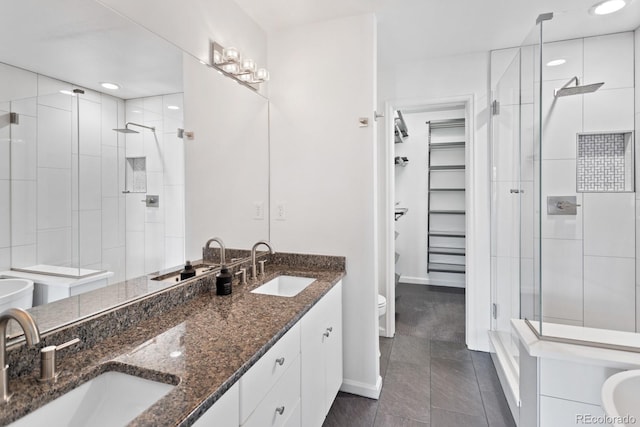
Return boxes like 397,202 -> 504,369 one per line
324,283 -> 516,427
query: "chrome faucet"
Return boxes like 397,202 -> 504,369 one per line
250,240 -> 275,280
0,308 -> 40,402
204,237 -> 226,266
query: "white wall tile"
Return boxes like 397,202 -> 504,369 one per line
79,210 -> 101,267
125,231 -> 145,279
583,88 -> 634,132
0,247 -> 9,270
541,160 -> 582,240
37,228 -> 72,266
0,62 -> 37,104
584,33 -> 634,91
540,358 -> 622,406
540,38 -> 584,83
79,155 -> 101,211
164,185 -> 184,237
37,75 -> 73,111
145,172 -> 164,224
163,134 -> 184,186
11,97 -> 37,117
102,247 -> 125,284
583,193 -> 635,258
0,181 -> 9,248
102,197 -> 120,250
11,244 -> 36,268
101,145 -> 118,198
37,105 -> 72,169
0,120 -> 8,181
520,103 -> 535,182
118,195 -> 126,247
492,104 -> 519,181
37,168 -> 72,229
11,180 -> 36,246
78,99 -> 102,156
143,126 -> 164,172
584,256 -> 635,332
143,96 -> 163,122
492,181 -> 519,257
495,256 -> 518,335
10,115 -> 36,180
541,238 -> 583,322
164,237 -> 184,270
101,96 -> 119,147
125,193 -> 145,232
144,222 -> 164,273
125,132 -> 143,157
541,80 -> 583,160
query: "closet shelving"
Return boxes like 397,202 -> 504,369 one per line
427,118 -> 466,276
394,110 -> 409,144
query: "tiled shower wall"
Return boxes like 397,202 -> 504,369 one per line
0,61 -> 184,283
538,32 -> 636,331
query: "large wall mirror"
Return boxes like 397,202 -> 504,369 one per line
0,0 -> 269,334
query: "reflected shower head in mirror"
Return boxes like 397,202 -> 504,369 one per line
554,76 -> 604,97
113,122 -> 156,134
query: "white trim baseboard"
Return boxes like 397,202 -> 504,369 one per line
339,375 -> 383,399
489,331 -> 520,425
400,275 -> 466,288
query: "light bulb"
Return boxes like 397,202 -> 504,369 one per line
222,63 -> 240,74
254,68 -> 270,82
241,58 -> 257,72
591,0 -> 627,15
223,47 -> 240,62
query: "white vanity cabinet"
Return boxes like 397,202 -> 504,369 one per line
192,383 -> 239,427
300,281 -> 343,427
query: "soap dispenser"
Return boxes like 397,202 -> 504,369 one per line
180,260 -> 196,281
216,265 -> 233,295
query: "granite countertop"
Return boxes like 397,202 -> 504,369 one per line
0,261 -> 345,426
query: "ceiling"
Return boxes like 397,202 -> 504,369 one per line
233,0 -> 640,67
0,0 -> 183,100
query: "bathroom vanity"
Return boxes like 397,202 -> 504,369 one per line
0,253 -> 345,427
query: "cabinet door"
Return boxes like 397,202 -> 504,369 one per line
301,293 -> 329,427
192,382 -> 239,427
323,282 -> 343,410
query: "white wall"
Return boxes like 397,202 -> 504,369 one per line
378,52 -> 492,351
268,14 -> 381,398
636,27 -> 640,334
97,0 -> 267,96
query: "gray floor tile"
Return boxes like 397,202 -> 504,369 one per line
378,361 -> 430,423
380,337 -> 393,378
431,408 -> 488,427
323,392 -> 378,427
481,391 -> 516,427
374,412 -> 429,426
431,340 -> 471,362
431,357 -> 485,417
390,335 -> 430,364
471,351 -> 503,393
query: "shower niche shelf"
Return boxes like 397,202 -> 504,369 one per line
123,156 -> 147,194
576,131 -> 634,193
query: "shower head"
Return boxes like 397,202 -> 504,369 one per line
554,77 -> 604,97
112,122 -> 156,134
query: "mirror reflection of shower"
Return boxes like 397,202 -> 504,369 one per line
113,122 -> 156,134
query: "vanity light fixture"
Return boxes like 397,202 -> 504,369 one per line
100,82 -> 120,90
546,59 -> 566,67
590,0 -> 628,15
210,41 -> 269,91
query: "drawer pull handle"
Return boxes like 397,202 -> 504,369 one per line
326,327 -> 333,332
276,357 -> 285,366
276,406 -> 285,416
323,331 -> 330,338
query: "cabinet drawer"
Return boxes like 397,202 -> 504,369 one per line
192,382 -> 239,427
242,356 -> 301,427
240,322 -> 301,423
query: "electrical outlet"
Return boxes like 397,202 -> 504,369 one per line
253,201 -> 264,220
276,202 -> 286,221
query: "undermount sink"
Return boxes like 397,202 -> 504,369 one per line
251,275 -> 315,297
601,370 -> 640,427
10,371 -> 175,427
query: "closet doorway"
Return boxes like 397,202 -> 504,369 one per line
381,96 -> 475,341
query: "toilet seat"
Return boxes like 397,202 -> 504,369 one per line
378,294 -> 387,317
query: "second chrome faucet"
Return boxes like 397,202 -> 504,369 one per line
250,240 -> 274,280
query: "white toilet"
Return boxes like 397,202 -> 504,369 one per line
378,294 -> 387,317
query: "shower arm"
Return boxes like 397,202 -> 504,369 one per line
126,122 -> 156,132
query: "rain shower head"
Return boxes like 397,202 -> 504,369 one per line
113,122 -> 156,134
554,77 -> 604,97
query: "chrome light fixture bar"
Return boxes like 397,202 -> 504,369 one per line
210,42 -> 269,91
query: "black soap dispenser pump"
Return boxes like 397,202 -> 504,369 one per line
216,265 -> 233,295
180,260 -> 196,281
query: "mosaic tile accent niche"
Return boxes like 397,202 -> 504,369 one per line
577,132 -> 634,192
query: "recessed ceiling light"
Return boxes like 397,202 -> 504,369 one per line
546,59 -> 566,67
100,82 -> 120,90
59,90 -> 75,96
167,105 -> 180,110
591,0 -> 627,15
